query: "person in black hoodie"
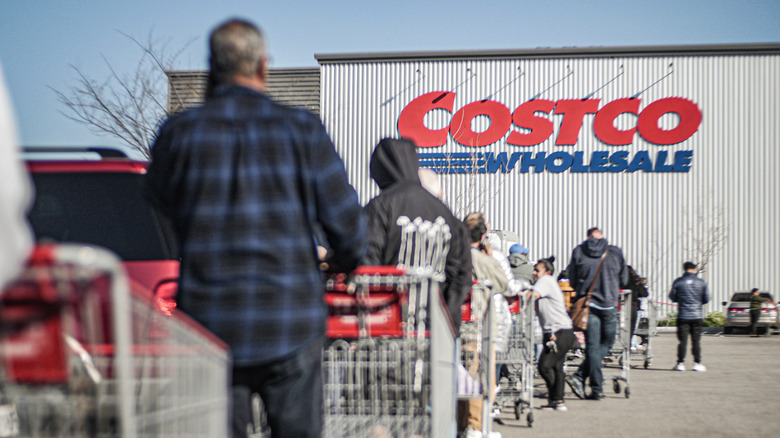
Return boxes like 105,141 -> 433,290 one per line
363,138 -> 472,329
565,227 -> 628,400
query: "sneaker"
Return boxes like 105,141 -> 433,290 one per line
491,406 -> 502,418
585,392 -> 605,400
464,429 -> 480,438
673,362 -> 686,371
555,402 -> 568,411
692,363 -> 707,372
464,429 -> 502,438
566,375 -> 585,399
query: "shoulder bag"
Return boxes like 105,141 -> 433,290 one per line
570,249 -> 609,331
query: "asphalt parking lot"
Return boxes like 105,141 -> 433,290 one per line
492,331 -> 780,438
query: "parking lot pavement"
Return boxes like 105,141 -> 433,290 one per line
492,332 -> 780,438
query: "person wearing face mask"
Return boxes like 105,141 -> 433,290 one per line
564,227 -> 627,401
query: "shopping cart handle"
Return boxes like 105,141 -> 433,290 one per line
352,265 -> 407,276
27,244 -> 57,265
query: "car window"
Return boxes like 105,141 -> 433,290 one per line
730,293 -> 752,301
730,292 -> 774,302
28,172 -> 177,261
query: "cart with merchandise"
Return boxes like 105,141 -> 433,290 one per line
322,217 -> 459,438
493,293 -> 535,425
631,296 -> 658,369
0,244 -> 230,437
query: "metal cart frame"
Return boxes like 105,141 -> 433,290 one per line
494,295 -> 535,425
1,244 -> 231,437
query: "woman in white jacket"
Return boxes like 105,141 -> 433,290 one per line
526,257 -> 575,411
0,61 -> 33,289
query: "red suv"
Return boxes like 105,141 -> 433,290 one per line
24,147 -> 179,312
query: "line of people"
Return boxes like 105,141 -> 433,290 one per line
140,17 -> 629,438
141,17 -> 714,438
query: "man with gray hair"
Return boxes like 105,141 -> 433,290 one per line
146,18 -> 366,438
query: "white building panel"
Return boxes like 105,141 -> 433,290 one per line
318,45 -> 780,317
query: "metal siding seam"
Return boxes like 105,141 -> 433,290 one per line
318,52 -> 779,316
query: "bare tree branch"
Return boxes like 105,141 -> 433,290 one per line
680,193 -> 728,277
50,30 -> 195,160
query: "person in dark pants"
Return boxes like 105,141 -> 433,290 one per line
749,288 -> 770,337
669,262 -> 710,372
565,227 -> 628,400
527,257 -> 575,411
145,19 -> 366,438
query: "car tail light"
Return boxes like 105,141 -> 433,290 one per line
728,308 -> 741,313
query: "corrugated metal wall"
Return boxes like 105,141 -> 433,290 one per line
319,47 -> 780,317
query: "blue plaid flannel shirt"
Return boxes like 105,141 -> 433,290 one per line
145,84 -> 366,365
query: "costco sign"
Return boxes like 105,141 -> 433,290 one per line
398,91 -> 703,173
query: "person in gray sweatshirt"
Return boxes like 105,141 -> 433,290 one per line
527,256 -> 575,411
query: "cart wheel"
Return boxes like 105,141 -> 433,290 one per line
527,411 -> 534,427
613,380 -> 621,394
625,386 -> 631,398
514,402 -> 522,420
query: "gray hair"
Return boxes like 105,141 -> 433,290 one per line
209,19 -> 266,83
418,168 -> 442,199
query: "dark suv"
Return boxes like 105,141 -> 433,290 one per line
24,147 -> 179,311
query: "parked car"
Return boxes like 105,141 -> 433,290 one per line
24,147 -> 179,313
722,291 -> 779,334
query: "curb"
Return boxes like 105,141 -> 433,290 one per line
656,327 -> 723,334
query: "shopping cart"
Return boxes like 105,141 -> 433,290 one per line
458,280 -> 501,433
0,243 -> 230,437
631,296 -> 657,369
602,289 -> 632,398
494,294 -> 535,425
322,217 -> 459,438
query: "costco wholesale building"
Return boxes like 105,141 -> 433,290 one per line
168,43 -> 780,317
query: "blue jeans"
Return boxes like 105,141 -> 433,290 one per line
574,307 -> 617,395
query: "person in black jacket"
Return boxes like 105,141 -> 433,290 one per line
363,138 -> 472,329
565,227 -> 628,400
669,262 -> 709,371
749,288 -> 771,337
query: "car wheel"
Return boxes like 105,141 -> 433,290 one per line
723,326 -> 733,335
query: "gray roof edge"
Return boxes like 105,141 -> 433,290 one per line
315,43 -> 780,64
165,67 -> 318,76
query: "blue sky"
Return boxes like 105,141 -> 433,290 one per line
1,0 -> 778,154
